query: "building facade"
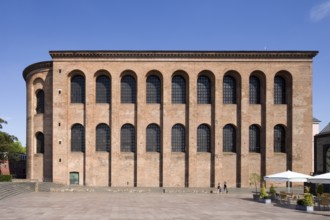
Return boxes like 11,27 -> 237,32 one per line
23,50 -> 317,187
315,122 -> 330,174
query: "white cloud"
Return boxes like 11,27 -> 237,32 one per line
310,1 -> 330,21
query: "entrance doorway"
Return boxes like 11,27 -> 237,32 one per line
70,172 -> 79,185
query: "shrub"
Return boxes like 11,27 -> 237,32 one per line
316,184 -> 324,196
297,199 -> 304,206
269,185 -> 276,196
303,193 -> 314,206
260,184 -> 269,199
0,175 -> 12,182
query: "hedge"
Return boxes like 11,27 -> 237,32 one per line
0,175 -> 12,182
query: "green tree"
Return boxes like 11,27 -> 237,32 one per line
0,117 -> 25,160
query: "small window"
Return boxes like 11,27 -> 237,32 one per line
146,75 -> 161,103
36,132 -> 44,154
71,75 -> 85,103
223,124 -> 236,152
249,76 -> 260,104
71,124 -> 85,152
223,76 -> 236,104
172,75 -> 186,104
171,124 -> 185,152
197,76 -> 211,104
96,124 -> 110,151
36,90 -> 45,114
96,75 -> 111,103
146,124 -> 161,152
197,124 -> 211,152
121,124 -> 135,152
121,75 -> 136,103
274,125 -> 285,152
274,76 -> 286,104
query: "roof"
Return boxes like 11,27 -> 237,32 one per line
319,123 -> 330,135
313,117 -> 321,123
49,50 -> 318,59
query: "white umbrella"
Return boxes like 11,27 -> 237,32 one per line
308,172 -> 330,184
264,170 -> 311,192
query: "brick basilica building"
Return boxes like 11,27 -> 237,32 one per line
23,50 -> 318,187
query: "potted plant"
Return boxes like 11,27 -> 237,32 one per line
260,184 -> 271,204
316,184 -> 324,197
249,173 -> 261,200
269,184 -> 277,200
296,193 -> 314,212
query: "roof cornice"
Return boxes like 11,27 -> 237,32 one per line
49,50 -> 318,59
23,61 -> 53,80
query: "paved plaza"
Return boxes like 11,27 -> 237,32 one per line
0,192 -> 329,220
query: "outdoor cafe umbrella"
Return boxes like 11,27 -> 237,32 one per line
307,172 -> 330,184
264,170 -> 311,192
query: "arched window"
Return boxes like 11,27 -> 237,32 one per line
96,75 -> 110,103
146,75 -> 161,103
223,124 -> 236,152
71,75 -> 85,103
121,75 -> 136,103
249,125 -> 260,153
172,75 -> 186,104
274,76 -> 286,104
274,125 -> 286,153
96,124 -> 110,151
223,76 -> 236,104
197,124 -> 210,152
121,124 -> 135,152
171,124 -> 185,152
197,76 -> 211,104
249,76 -> 260,104
36,132 -> 44,154
146,124 -> 161,152
71,124 -> 85,152
36,90 -> 44,114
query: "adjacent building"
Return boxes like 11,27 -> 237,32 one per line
23,50 -> 318,187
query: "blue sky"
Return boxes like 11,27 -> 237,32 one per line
0,0 -> 329,145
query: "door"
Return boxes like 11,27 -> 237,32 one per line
70,172 -> 79,185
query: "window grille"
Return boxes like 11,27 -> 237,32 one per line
36,132 -> 44,153
121,75 -> 136,103
223,124 -> 236,152
171,124 -> 185,152
274,125 -> 285,152
71,124 -> 85,152
274,76 -> 286,104
249,125 -> 260,152
36,90 -> 45,114
96,124 -> 110,151
71,75 -> 85,103
172,75 -> 186,104
146,124 -> 161,152
249,76 -> 260,104
223,76 -> 236,104
121,124 -> 135,152
197,124 -> 211,152
146,75 -> 161,103
197,76 -> 211,104
96,75 -> 110,103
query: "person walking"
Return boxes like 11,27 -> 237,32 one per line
224,181 -> 228,193
217,183 -> 221,194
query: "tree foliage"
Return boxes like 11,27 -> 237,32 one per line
0,118 -> 25,160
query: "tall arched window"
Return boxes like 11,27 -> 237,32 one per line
36,90 -> 44,114
249,125 -> 260,153
121,75 -> 136,103
274,76 -> 286,104
71,75 -> 85,103
249,76 -> 260,104
223,124 -> 236,152
197,124 -> 210,152
223,76 -> 236,104
36,132 -> 44,154
171,124 -> 185,152
197,76 -> 211,104
172,75 -> 186,104
96,123 -> 110,151
71,124 -> 85,152
96,75 -> 110,103
146,124 -> 161,152
121,124 -> 135,152
274,125 -> 286,153
146,75 -> 161,103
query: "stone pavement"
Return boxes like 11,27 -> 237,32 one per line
0,192 -> 329,220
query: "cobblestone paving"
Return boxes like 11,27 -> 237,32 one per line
0,192 -> 329,220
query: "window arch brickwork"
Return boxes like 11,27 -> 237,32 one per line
96,75 -> 111,103
146,75 -> 161,103
71,124 -> 85,152
71,75 -> 85,103
96,123 -> 110,151
146,124 -> 161,152
121,124 -> 135,152
172,124 -> 185,152
197,124 -> 211,152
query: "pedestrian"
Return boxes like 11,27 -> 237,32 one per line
217,183 -> 221,194
224,181 -> 228,193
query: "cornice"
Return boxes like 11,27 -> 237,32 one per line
23,61 -> 53,80
49,50 -> 318,60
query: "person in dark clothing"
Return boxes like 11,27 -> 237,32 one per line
224,181 -> 228,193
